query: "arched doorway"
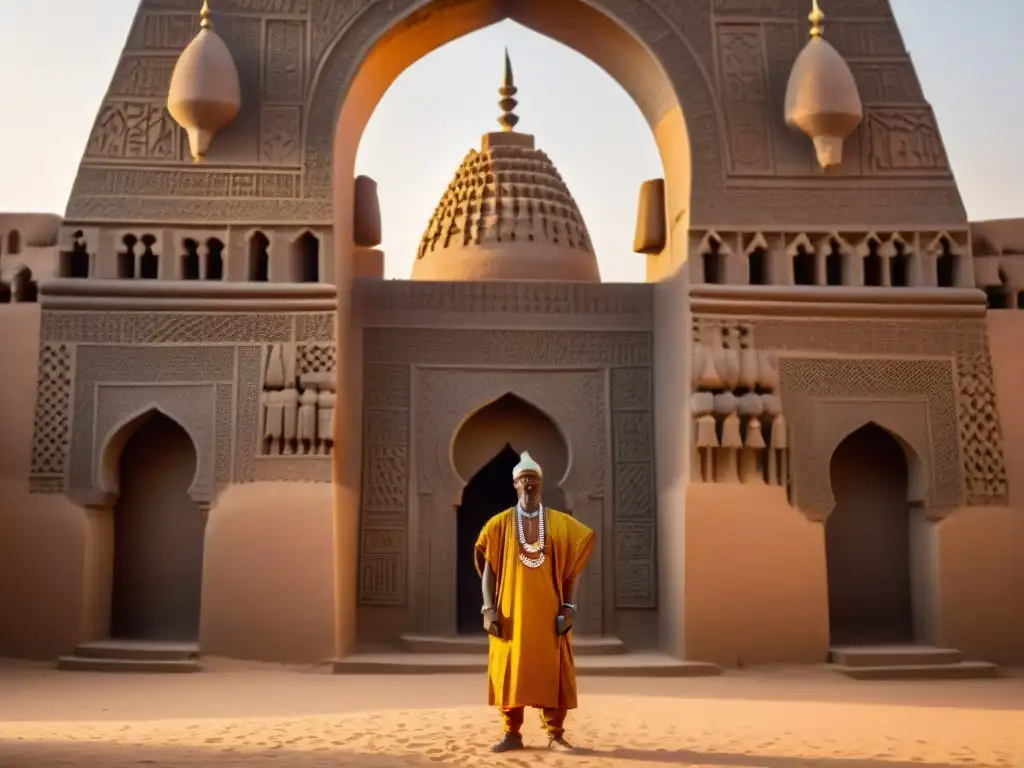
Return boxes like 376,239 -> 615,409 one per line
456,444 -> 519,634
826,423 -> 913,645
452,393 -> 570,633
110,412 -> 205,641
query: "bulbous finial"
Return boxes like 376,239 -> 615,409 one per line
166,0 -> 242,162
498,48 -> 519,132
808,0 -> 824,38
783,0 -> 863,170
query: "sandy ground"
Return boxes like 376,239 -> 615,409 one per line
0,660 -> 1022,767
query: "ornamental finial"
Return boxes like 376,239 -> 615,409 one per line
497,48 -> 519,132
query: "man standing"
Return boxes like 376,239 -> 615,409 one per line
474,451 -> 595,753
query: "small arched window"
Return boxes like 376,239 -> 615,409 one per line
248,231 -> 270,282
291,231 -> 320,283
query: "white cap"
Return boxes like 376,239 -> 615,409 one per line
512,451 -> 543,480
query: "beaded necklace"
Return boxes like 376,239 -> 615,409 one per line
516,503 -> 546,568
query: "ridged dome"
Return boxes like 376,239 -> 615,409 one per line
412,52 -> 600,282
167,1 -> 242,162
784,0 -> 863,170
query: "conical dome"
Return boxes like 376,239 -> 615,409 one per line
412,51 -> 600,283
167,1 -> 242,162
784,0 -> 863,170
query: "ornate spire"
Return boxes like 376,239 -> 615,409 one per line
497,48 -> 519,132
808,0 -> 824,38
200,0 -> 213,29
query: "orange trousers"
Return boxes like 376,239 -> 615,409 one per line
500,706 -> 567,737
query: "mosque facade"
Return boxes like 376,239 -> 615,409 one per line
0,0 -> 1022,676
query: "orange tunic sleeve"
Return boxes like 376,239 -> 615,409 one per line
474,509 -> 512,579
560,512 -> 596,586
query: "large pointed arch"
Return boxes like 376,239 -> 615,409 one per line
316,0 -> 723,285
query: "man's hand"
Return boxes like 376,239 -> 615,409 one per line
556,605 -> 575,636
483,607 -> 501,637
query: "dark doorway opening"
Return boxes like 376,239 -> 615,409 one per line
111,412 -> 206,642
826,423 -> 913,646
456,443 -> 519,634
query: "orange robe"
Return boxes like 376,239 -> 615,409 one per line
474,507 -> 595,710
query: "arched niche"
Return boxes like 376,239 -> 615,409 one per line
826,423 -> 915,645
452,392 -> 570,500
97,405 -> 204,506
108,410 -> 206,642
321,0 -> 718,288
822,418 -> 929,515
411,368 -> 608,636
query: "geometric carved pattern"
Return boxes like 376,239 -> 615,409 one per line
956,348 -> 1008,504
356,327 -> 656,623
93,383 -> 218,500
610,367 -> 656,609
65,0 -> 966,232
737,316 -> 1008,506
359,361 -> 410,607
298,343 -> 336,374
29,344 -> 73,486
41,311 -> 333,344
68,345 -> 235,503
778,357 -> 960,516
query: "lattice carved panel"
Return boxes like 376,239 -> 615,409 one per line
29,344 -> 73,488
778,357 -> 960,517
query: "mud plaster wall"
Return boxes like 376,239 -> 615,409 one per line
0,306 -> 90,658
14,309 -> 338,661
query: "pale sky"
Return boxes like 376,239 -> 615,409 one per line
0,2 -> 1020,283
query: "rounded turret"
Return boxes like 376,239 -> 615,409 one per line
167,1 -> 242,162
784,0 -> 863,170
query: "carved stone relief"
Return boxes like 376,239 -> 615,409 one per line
690,321 -> 789,488
29,344 -> 74,487
357,326 -> 657,632
67,345 -> 235,504
693,316 -> 1009,508
610,366 -> 657,609
63,0 -> 967,228
413,368 -> 608,636
257,343 -> 335,457
93,383 -> 218,502
778,357 -> 958,518
359,363 -> 411,608
36,311 -> 337,489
